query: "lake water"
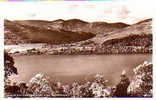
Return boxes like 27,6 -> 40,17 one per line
13,54 -> 152,85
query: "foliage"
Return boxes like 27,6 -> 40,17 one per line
27,73 -> 54,97
4,51 -> 18,80
4,59 -> 153,98
128,61 -> 152,97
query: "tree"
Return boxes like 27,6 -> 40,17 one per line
114,70 -> 130,97
27,73 -> 54,97
128,61 -> 152,97
4,51 -> 18,80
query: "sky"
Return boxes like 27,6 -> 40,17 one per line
0,0 -> 155,24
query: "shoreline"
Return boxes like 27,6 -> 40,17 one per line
5,44 -> 152,56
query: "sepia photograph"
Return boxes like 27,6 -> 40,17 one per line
3,1 -> 153,98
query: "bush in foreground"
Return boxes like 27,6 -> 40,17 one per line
4,52 -> 152,98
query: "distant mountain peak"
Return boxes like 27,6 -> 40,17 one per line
4,18 -> 151,45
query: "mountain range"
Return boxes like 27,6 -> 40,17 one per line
4,18 -> 152,54
4,19 -> 130,45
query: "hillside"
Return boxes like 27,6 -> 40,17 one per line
75,18 -> 152,54
4,19 -> 129,45
4,18 -> 152,55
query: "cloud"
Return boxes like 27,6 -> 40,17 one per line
0,1 -> 154,24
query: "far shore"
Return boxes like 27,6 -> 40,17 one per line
5,43 -> 152,56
